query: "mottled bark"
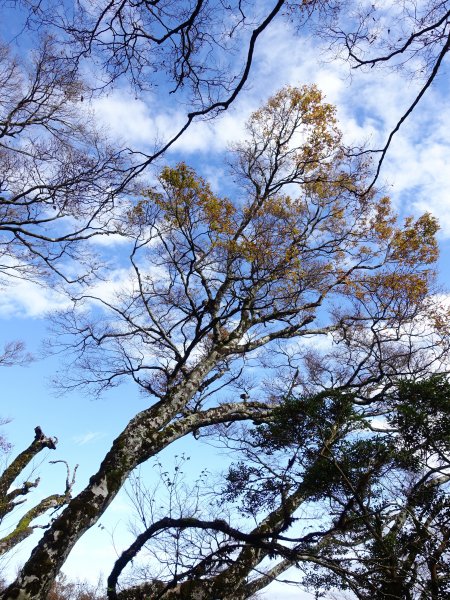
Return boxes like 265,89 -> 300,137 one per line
0,427 -> 57,522
2,80 -> 445,600
0,431 -> 78,558
0,490 -> 70,556
2,352 -> 270,600
236,558 -> 295,599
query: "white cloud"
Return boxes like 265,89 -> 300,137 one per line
92,89 -> 254,157
88,233 -> 133,247
253,22 -> 450,236
72,431 -> 106,446
0,280 -> 71,318
86,268 -> 132,304
88,18 -> 450,238
92,90 -> 188,152
0,265 -> 136,319
86,15 -> 450,241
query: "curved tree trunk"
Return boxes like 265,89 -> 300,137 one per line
2,350 -> 270,599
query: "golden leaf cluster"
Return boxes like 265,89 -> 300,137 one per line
131,85 -> 439,321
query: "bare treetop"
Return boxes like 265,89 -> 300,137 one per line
4,0 -> 450,189
0,39 -> 134,284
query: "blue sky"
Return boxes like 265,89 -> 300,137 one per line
1,4 -> 450,599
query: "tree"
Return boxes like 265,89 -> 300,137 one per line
0,37 -> 132,286
313,0 -> 450,184
210,377 -> 450,600
0,342 -> 32,368
3,0 -> 287,176
0,37 -> 131,484
102,380 -> 450,599
0,337 -> 69,550
0,0 -> 446,304
47,573 -> 105,600
0,574 -> 105,600
1,85 -> 447,599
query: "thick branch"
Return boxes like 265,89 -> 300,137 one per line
0,426 -> 57,521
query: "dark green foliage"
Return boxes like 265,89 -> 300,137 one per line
224,391 -> 393,510
389,375 -> 450,459
223,378 -> 450,599
254,389 -> 357,450
223,391 -> 359,514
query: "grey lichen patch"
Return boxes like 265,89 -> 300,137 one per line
91,477 -> 108,499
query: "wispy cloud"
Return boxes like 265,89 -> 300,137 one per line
72,431 -> 106,446
0,279 -> 71,318
0,265 -> 135,319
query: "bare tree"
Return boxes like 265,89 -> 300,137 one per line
307,0 -> 450,184
3,0 -> 287,180
47,573 -> 105,600
1,85 -> 446,599
0,342 -> 32,368
0,38 -> 133,285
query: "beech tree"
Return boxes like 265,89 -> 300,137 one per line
1,85 -> 447,599
0,1 -> 448,595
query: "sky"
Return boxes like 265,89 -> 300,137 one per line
1,2 -> 450,598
